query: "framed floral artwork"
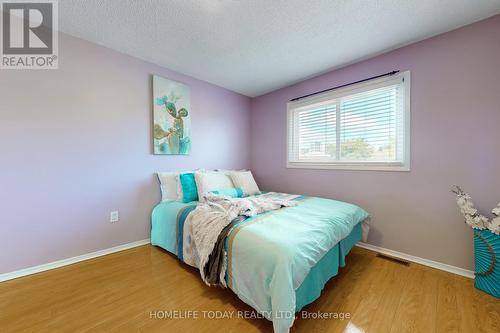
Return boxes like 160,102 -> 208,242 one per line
153,75 -> 191,155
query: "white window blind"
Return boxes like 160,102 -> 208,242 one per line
287,71 -> 410,171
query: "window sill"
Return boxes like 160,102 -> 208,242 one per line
286,162 -> 410,172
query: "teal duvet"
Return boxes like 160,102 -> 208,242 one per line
151,196 -> 368,333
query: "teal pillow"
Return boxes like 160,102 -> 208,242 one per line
179,173 -> 198,203
209,187 -> 244,198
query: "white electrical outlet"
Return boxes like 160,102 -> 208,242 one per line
110,211 -> 119,223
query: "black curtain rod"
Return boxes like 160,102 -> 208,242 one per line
290,70 -> 400,102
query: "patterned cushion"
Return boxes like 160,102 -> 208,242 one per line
229,171 -> 260,196
209,187 -> 244,198
194,171 -> 234,199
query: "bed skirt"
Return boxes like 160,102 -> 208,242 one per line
295,221 -> 362,310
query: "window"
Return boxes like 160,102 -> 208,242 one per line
287,71 -> 410,171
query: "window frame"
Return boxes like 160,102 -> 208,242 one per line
287,71 -> 411,171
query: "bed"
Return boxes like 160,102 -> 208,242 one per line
151,194 -> 369,333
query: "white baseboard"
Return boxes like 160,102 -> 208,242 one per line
356,242 -> 474,279
1,239 -> 474,283
0,238 -> 151,283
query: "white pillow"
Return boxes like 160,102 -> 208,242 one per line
215,169 -> 247,173
157,172 -> 181,201
229,171 -> 260,196
195,171 -> 234,199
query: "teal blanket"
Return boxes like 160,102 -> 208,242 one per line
151,200 -> 198,255
151,196 -> 368,333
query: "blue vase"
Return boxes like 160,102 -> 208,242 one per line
474,229 -> 500,298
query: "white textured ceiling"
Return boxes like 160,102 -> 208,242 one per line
59,0 -> 500,97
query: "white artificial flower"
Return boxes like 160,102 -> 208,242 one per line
464,217 -> 475,228
473,215 -> 488,230
488,217 -> 500,235
453,187 -> 498,231
470,215 -> 489,230
461,206 -> 478,216
456,196 -> 470,207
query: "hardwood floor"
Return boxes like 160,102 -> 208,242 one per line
0,245 -> 498,332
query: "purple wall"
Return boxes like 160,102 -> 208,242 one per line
250,15 -> 500,270
0,34 -> 251,273
2,16 -> 499,274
